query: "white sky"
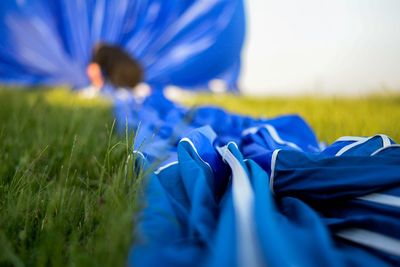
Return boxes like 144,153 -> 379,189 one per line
239,0 -> 400,95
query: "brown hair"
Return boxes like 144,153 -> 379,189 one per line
92,43 -> 143,88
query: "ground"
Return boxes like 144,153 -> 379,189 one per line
0,87 -> 399,266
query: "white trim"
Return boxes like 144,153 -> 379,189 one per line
269,149 -> 281,195
217,144 -> 263,267
335,139 -> 369,156
154,161 -> 179,175
264,125 -> 302,151
179,137 -> 213,172
217,142 -> 239,164
133,150 -> 146,159
335,134 -> 391,157
242,126 -> 259,136
381,135 -> 392,148
357,193 -> 400,209
371,144 -> 400,156
229,141 -> 239,150
336,228 -> 400,257
242,124 -> 301,151
319,142 -> 327,151
335,136 -> 368,142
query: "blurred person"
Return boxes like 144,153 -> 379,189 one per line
83,43 -> 148,98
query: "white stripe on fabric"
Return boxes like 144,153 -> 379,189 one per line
269,149 -> 281,195
335,139 -> 370,156
335,134 -> 391,157
319,142 -> 327,151
336,228 -> 400,257
133,150 -> 146,159
242,124 -> 301,151
242,126 -> 259,136
154,161 -> 179,175
179,137 -> 213,172
335,136 -> 368,142
371,144 -> 400,156
381,135 -> 392,148
217,143 -> 263,267
357,193 -> 400,209
264,124 -> 302,151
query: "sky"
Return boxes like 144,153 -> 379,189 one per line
239,0 -> 400,95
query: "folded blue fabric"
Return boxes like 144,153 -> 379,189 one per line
122,93 -> 400,267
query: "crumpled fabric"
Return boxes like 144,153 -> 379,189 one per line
119,93 -> 400,267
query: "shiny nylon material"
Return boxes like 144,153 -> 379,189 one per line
123,93 -> 400,266
0,0 -> 245,90
131,126 -> 400,267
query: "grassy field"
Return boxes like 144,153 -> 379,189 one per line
0,88 -> 142,267
183,92 -> 400,143
0,87 -> 399,266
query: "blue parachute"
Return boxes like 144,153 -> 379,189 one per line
113,87 -> 400,267
114,91 -> 400,267
3,1 -> 399,265
128,104 -> 400,266
0,0 -> 245,90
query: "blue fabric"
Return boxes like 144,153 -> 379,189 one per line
130,132 -> 221,267
270,136 -> 400,265
0,0 -> 245,90
270,135 -> 400,201
114,91 -> 321,167
122,92 -> 400,267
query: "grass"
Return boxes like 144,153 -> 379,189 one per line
182,92 -> 400,143
0,87 -> 399,266
0,88 -> 143,267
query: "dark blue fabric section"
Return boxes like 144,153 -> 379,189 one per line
272,150 -> 400,201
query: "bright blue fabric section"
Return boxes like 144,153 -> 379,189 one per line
0,0 -> 245,90
130,133 -> 220,267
